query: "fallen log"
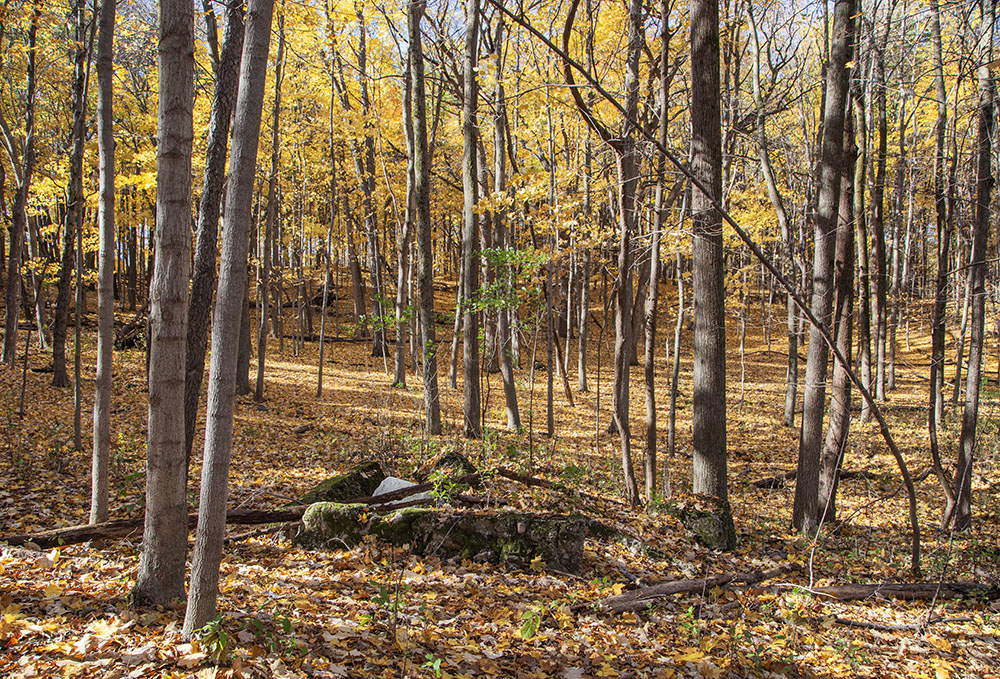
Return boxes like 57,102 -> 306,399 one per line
496,468 -> 610,505
751,469 -> 891,489
2,474 -> 486,550
811,583 -> 1000,602
598,564 -> 796,614
2,508 -> 306,550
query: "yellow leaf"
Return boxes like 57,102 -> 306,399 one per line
530,555 -> 546,572
610,583 -> 626,596
43,583 -> 63,599
674,649 -> 705,663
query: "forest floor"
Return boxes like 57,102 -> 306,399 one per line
1,278 -> 999,678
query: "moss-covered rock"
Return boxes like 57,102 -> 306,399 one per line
653,493 -> 736,551
296,506 -> 587,574
299,461 -> 385,504
415,451 -> 478,486
294,502 -> 368,549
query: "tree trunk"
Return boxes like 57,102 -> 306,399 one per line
131,0 -> 194,607
1,2 -> 39,368
183,0 -> 274,634
644,0 -> 671,499
871,42 -> 889,402
748,5 -> 795,428
183,0 -> 245,462
492,19 -> 520,430
951,3 -> 994,532
52,0 -> 91,388
818,103 -> 856,525
461,0 -> 482,438
410,0 -> 441,435
793,0 -> 854,534
690,0 -> 727,503
92,0 -> 115,525
255,13 -> 284,401
394,54 -> 414,388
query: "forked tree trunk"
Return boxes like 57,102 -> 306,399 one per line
818,105 -> 856,524
183,0 -> 244,462
794,0 -> 854,534
183,0 -> 275,633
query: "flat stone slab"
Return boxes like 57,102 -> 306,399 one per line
295,505 -> 586,575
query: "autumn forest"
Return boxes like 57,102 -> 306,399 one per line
1,0 -> 1000,676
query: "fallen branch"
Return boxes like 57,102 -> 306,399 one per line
832,615 -> 975,632
3,473 -> 486,549
2,508 -> 306,550
752,469 -> 891,489
495,468 -> 609,505
598,564 -> 796,614
810,583 -> 1000,602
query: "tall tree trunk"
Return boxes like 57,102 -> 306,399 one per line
461,0 -> 482,438
255,12 -> 284,401
410,0 -> 441,434
394,54 -> 414,388
793,0 -> 855,534
1,1 -> 39,367
667,252 -> 685,459
92,0 -> 115,525
183,0 -> 275,633
748,5 -> 795,428
52,0 -> 91,387
183,0 -> 245,463
644,0 -> 671,499
851,62 -> 871,424
354,6 -> 387,357
818,102 -> 856,525
492,19 -> 520,430
928,0 -> 959,526
871,39 -> 889,402
690,0 -> 727,503
131,0 -> 194,606
951,2 -> 994,532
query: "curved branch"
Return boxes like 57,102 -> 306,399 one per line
562,0 -> 613,146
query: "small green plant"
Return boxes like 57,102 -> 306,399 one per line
195,616 -> 232,663
429,470 -> 462,504
559,464 -> 587,485
421,653 -> 443,677
519,603 -> 548,640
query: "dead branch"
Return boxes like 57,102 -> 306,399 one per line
598,564 -> 796,614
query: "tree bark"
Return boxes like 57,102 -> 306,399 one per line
951,2 -> 994,531
793,0 -> 854,534
410,0 -> 441,434
1,1 -> 39,367
644,0 -> 671,499
184,0 -> 245,463
690,0 -> 727,503
92,0 -> 115,525
132,0 -> 194,607
52,0 -> 91,387
818,103 -> 856,525
183,0 -> 275,634
461,0 -> 482,438
255,13 -> 284,401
